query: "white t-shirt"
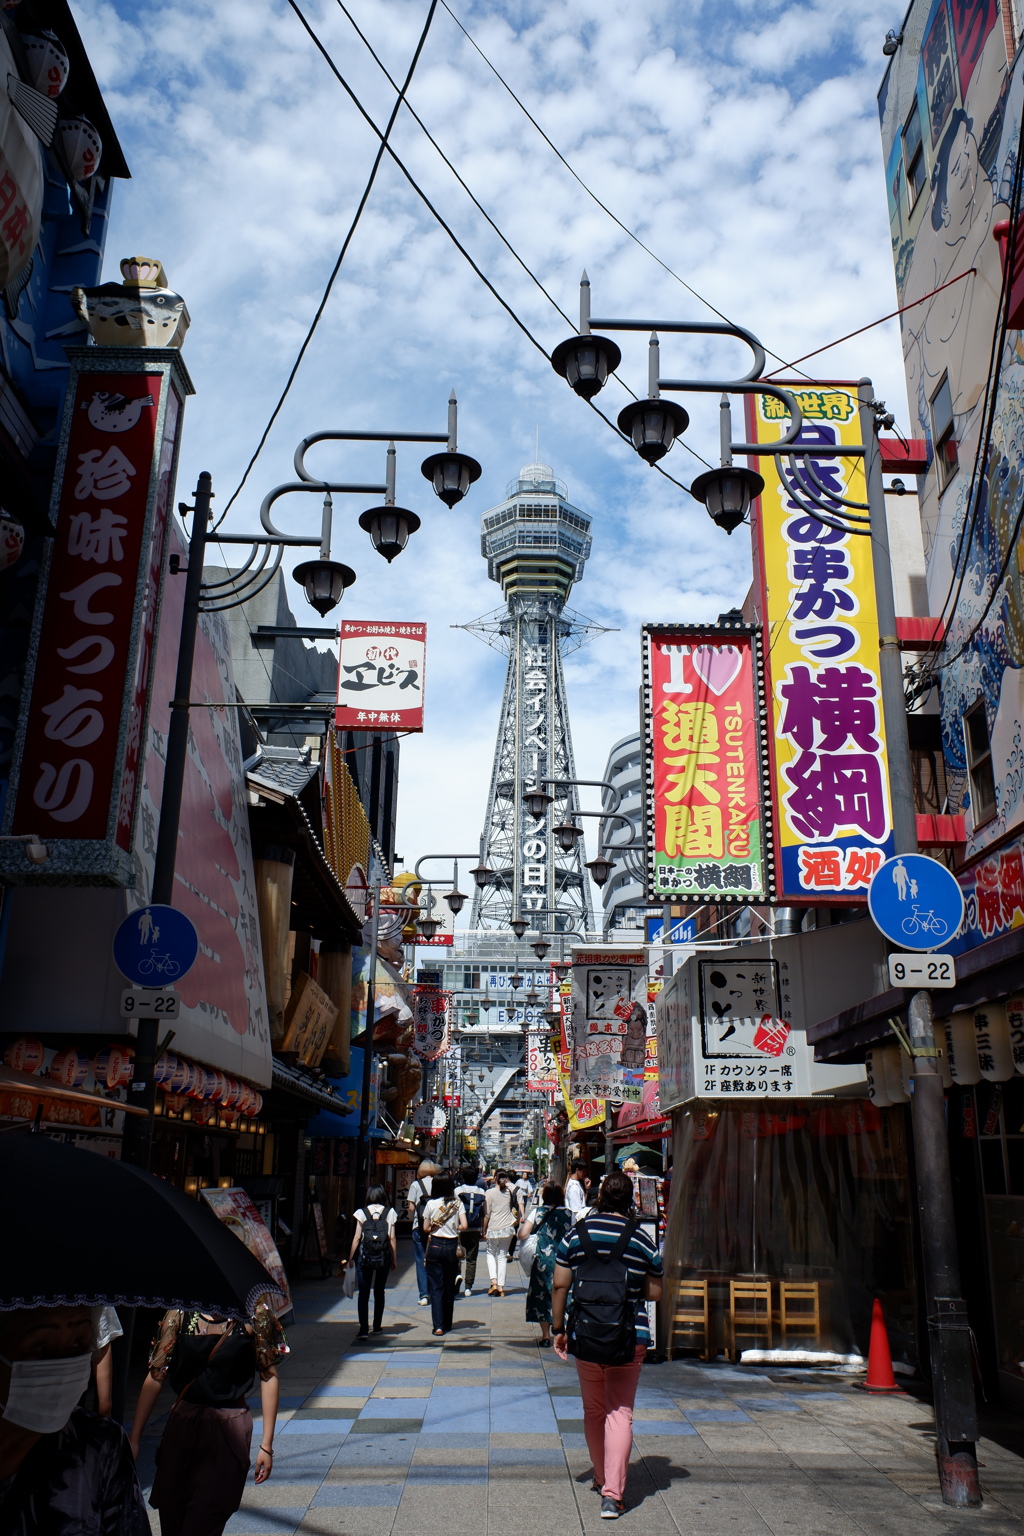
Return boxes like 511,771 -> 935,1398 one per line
354,1204 -> 397,1228
422,1196 -> 464,1238
408,1177 -> 432,1215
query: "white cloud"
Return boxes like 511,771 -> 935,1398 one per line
74,0 -> 908,924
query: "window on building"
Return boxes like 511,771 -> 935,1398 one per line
930,373 -> 958,489
903,102 -> 926,208
964,699 -> 996,826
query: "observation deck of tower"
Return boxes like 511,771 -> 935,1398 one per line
466,461 -> 600,934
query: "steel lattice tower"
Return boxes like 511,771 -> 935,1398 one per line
464,462 -> 603,934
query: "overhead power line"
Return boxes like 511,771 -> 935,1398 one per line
218,0 -> 439,524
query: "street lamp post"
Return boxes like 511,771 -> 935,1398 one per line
121,405 -> 482,1173
551,278 -> 976,1508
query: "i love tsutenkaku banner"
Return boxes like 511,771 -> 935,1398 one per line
747,385 -> 894,901
643,624 -> 772,904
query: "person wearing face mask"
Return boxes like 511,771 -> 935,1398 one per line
0,1303 -> 149,1534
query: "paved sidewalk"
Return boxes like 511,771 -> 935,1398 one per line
135,1247 -> 1024,1533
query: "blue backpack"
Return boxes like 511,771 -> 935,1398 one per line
459,1187 -> 485,1230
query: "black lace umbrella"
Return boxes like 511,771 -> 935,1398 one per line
0,1129 -> 282,1319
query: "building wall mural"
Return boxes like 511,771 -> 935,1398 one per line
879,4 -> 1024,866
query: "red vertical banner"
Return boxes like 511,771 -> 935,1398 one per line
642,624 -> 773,904
2,348 -> 191,884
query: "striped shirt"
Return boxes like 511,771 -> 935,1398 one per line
555,1213 -> 663,1346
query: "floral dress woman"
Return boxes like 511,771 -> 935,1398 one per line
525,1204 -> 573,1332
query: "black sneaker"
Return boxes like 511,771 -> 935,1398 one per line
600,1497 -> 624,1519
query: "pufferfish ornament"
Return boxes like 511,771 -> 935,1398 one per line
71,257 -> 190,350
81,390 -> 155,433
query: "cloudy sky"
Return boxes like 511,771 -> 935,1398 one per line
77,0 -> 910,926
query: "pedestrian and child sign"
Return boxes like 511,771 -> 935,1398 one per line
867,854 -> 965,951
113,904 -> 199,985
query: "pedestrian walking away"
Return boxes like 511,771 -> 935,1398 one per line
551,1170 -> 663,1518
454,1165 -> 485,1296
565,1158 -> 591,1219
482,1169 -> 517,1295
0,1304 -> 149,1535
129,1303 -> 287,1536
347,1185 -> 398,1338
421,1174 -> 467,1335
520,1180 -> 572,1346
407,1160 -> 439,1307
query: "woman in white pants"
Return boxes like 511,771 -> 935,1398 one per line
482,1170 -> 517,1296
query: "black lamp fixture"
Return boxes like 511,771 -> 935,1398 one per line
550,269 -> 622,400
445,886 -> 466,915
417,914 -> 440,940
420,391 -> 482,506
585,854 -> 614,888
532,939 -> 550,960
553,820 -> 583,853
470,863 -> 493,888
509,917 -> 528,939
525,989 -> 541,1006
292,558 -> 356,616
882,27 -> 903,54
543,1009 -> 561,1029
689,465 -> 765,535
616,337 -> 689,464
479,996 -> 494,1012
510,971 -> 524,989
358,505 -> 420,562
524,787 -> 553,821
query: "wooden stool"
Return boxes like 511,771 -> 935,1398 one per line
775,1281 -> 820,1347
727,1280 -> 772,1360
669,1280 -> 710,1360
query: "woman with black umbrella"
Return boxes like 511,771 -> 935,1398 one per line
129,1302 -> 286,1535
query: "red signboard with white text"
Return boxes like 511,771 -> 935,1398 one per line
335,621 -> 426,733
2,350 -> 190,885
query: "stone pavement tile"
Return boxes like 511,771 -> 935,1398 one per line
320,1465 -> 409,1482
412,1446 -> 488,1464
696,1450 -> 798,1470
634,1424 -> 701,1437
332,1435 -> 418,1465
224,1512 -> 309,1534
488,1432 -> 562,1447
310,1485 -> 404,1505
390,1483 -> 488,1534
417,1431 -> 490,1447
489,1448 -> 565,1465
634,1408 -> 688,1421
352,1418 -> 424,1435
405,1465 -> 488,1484
301,1397 -> 367,1409
271,1445 -> 344,1480
280,1421 -> 352,1437
239,1484 -> 322,1507
688,1409 -> 753,1423
290,1408 -> 359,1420
742,1484 -> 883,1536
371,1384 -> 433,1397
296,1509 -> 397,1535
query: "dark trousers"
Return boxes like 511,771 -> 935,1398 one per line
412,1225 -> 428,1298
358,1261 -> 388,1333
460,1229 -> 481,1290
426,1235 -> 459,1332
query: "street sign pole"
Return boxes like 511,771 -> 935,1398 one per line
355,883 -> 381,1208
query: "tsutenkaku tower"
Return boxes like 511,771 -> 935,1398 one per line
465,462 -> 599,934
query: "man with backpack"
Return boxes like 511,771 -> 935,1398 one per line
347,1184 -> 398,1338
406,1160 -> 440,1306
551,1170 -> 663,1519
454,1165 -> 486,1297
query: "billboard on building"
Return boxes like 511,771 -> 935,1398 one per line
526,1030 -> 558,1092
335,621 -> 426,733
1,351 -> 190,885
747,386 -> 894,901
568,948 -> 648,1102
643,624 -> 771,903
411,987 -> 451,1061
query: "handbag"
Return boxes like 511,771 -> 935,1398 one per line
425,1198 -> 460,1261
342,1263 -> 357,1298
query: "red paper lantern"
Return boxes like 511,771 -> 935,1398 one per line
22,31 -> 70,98
153,1052 -> 178,1088
5,1038 -> 44,1075
59,116 -> 101,180
93,1044 -> 135,1089
49,1049 -> 88,1087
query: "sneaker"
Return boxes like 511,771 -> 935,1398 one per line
600,1497 -> 624,1519
463,1289 -> 473,1298
355,1331 -> 369,1340
418,1297 -> 430,1306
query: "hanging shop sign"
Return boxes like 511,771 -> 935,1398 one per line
412,1100 -> 448,1131
0,30 -> 45,291
526,1029 -> 559,1092
568,948 -> 648,1101
201,1187 -> 291,1318
411,987 -> 452,1061
0,348 -> 192,885
281,973 -> 338,1069
335,620 -> 426,733
643,623 -> 772,903
557,1049 -> 605,1130
747,386 -> 894,901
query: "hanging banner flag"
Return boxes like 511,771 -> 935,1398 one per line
568,948 -> 648,1101
526,1030 -> 558,1092
557,1048 -> 604,1129
411,987 -> 451,1061
335,620 -> 426,732
747,386 -> 894,901
1,349 -> 191,886
643,623 -> 771,903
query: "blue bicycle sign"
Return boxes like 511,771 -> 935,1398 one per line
868,854 -> 964,952
113,904 -> 198,986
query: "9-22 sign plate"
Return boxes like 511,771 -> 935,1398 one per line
887,953 -> 956,989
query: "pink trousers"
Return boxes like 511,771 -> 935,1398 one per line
575,1345 -> 646,1501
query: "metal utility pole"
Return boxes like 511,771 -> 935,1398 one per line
121,474 -> 213,1171
861,380 -> 980,1509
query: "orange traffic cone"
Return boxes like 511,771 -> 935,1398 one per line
862,1297 -> 902,1393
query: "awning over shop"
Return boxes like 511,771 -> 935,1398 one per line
248,771 -> 363,944
270,1060 -> 351,1115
